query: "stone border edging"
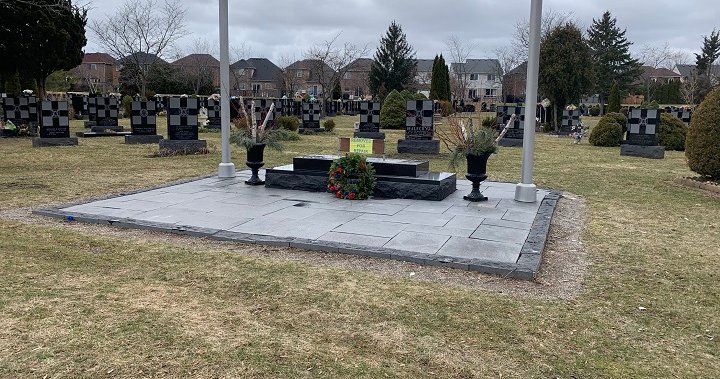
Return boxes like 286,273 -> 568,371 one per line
32,176 -> 561,281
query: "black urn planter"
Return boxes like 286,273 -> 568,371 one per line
463,152 -> 491,202
245,143 -> 266,185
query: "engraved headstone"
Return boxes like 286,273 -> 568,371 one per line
131,100 -> 157,135
354,101 -> 384,139
32,100 -> 77,147
496,106 -> 525,146
560,109 -> 580,135
94,97 -> 119,127
160,97 -> 206,153
255,99 -> 276,127
301,102 -> 321,130
2,96 -> 38,126
621,107 -> 664,159
206,98 -> 222,128
405,100 -> 434,140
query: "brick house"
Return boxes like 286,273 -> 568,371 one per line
172,53 -> 220,88
71,52 -> 119,93
340,58 -> 372,98
230,58 -> 283,98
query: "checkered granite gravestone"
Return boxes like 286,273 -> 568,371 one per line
301,102 -> 321,131
2,96 -> 38,126
326,100 -> 338,116
665,107 -> 692,126
160,97 -> 207,153
621,107 -> 664,159
496,106 -> 525,147
560,109 -> 580,135
125,100 -> 163,144
32,100 -> 78,147
346,100 -> 360,116
206,98 -> 222,128
397,100 -> 439,154
354,101 -> 384,139
71,95 -> 88,120
94,97 -> 119,127
254,99 -> 276,127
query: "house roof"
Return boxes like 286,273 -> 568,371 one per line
82,52 -> 116,65
505,61 -> 527,76
344,58 -> 373,72
172,54 -> 219,67
119,52 -> 167,66
675,63 -> 720,77
451,58 -> 501,75
416,59 -> 435,73
287,59 -> 337,83
229,58 -> 282,81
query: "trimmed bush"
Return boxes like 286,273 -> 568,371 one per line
589,104 -> 600,116
589,116 -> 623,147
323,119 -> 336,132
276,115 -> 299,131
380,89 -> 406,129
658,113 -> 687,151
686,87 -> 720,179
604,112 -> 628,133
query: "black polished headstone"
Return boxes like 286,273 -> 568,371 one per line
626,108 -> 659,146
359,101 -> 381,132
405,100 -> 434,140
560,109 -> 580,135
206,98 -> 221,127
302,102 -> 321,129
293,155 -> 429,177
167,97 -> 199,140
2,96 -> 38,125
39,100 -> 70,138
496,106 -> 525,139
255,99 -> 276,127
131,100 -> 157,135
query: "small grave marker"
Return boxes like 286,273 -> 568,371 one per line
397,100 -> 439,154
621,107 -> 664,159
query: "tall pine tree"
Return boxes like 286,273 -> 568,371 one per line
429,55 -> 440,100
587,11 -> 641,107
608,81 -> 621,113
441,54 -> 451,101
369,21 -> 417,97
695,29 -> 720,76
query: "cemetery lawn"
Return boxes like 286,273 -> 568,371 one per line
1,116 -> 718,378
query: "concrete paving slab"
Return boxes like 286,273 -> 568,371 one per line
470,224 -> 530,245
383,231 -> 451,254
332,219 -> 407,238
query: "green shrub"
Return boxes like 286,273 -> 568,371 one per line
275,115 -> 299,131
589,104 -> 600,116
686,87 -> 720,179
481,116 -> 495,128
380,89 -> 406,129
608,81 -> 621,113
438,100 -> 452,117
543,122 -> 554,133
273,128 -> 301,141
122,95 -> 133,118
323,119 -> 336,132
604,112 -> 628,133
658,113 -> 687,151
589,116 -> 623,147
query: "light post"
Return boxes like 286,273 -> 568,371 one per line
217,0 -> 236,178
514,0 -> 542,203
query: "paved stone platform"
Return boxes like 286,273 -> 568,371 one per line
34,170 -> 559,280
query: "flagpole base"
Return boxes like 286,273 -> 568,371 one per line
218,162 -> 236,178
514,183 -> 537,203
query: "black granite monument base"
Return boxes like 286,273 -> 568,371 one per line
159,139 -> 208,154
90,125 -> 124,133
32,137 -> 78,147
498,138 -> 524,147
397,139 -> 440,154
353,131 -> 386,139
125,135 -> 164,144
265,155 -> 455,201
620,144 -> 665,159
76,131 -> 132,137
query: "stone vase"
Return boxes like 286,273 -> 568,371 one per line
245,143 -> 266,185
463,152 -> 491,202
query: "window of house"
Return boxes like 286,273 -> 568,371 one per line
310,85 -> 318,96
487,74 -> 495,81
485,89 -> 497,96
252,83 -> 261,92
296,71 -> 303,78
89,63 -> 97,70
470,73 -> 479,80
343,72 -> 351,80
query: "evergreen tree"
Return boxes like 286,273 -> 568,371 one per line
441,54 -> 451,101
587,11 -> 641,106
539,23 -> 594,131
608,81 -> 621,113
369,21 -> 417,97
4,71 -> 21,96
379,89 -> 406,129
331,81 -> 342,100
430,55 -> 440,100
695,29 -> 720,76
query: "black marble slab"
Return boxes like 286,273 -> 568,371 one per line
293,155 -> 429,177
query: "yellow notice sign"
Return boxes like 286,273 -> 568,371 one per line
349,138 -> 373,154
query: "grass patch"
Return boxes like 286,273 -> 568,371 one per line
0,115 -> 719,377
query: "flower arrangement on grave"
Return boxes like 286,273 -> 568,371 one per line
327,153 -> 376,200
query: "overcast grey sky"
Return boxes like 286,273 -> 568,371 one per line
84,0 -> 718,65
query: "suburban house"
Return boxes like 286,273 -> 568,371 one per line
502,61 -> 527,102
172,53 -> 220,88
640,66 -> 681,84
340,58 -> 372,98
229,58 -> 283,98
451,58 -> 502,102
285,59 -> 336,97
674,64 -> 720,84
414,59 -> 435,92
71,52 -> 119,93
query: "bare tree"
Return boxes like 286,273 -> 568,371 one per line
446,35 -> 476,101
90,0 -> 186,96
176,38 -> 218,95
512,9 -> 573,61
637,43 -> 692,102
305,32 -> 369,103
494,46 -> 521,102
229,42 -> 253,96
276,54 -> 301,97
75,64 -> 101,94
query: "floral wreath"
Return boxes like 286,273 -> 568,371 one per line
327,153 -> 376,200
